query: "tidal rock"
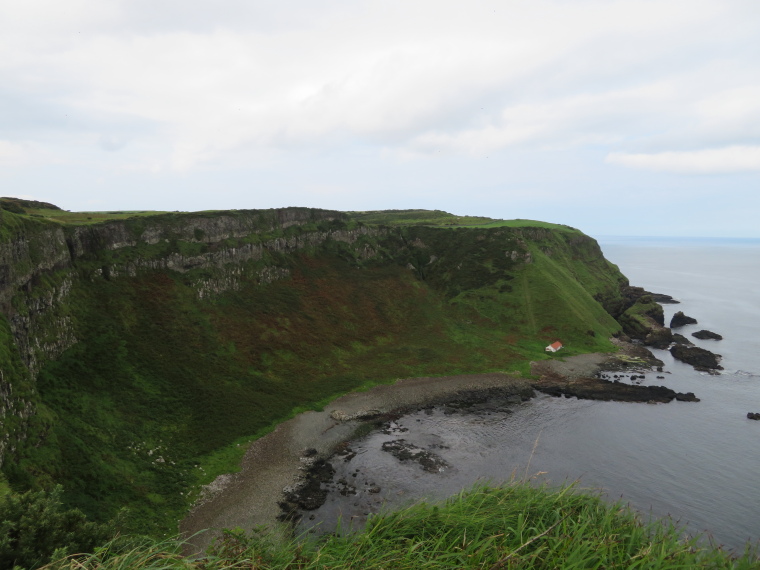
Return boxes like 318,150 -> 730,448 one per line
748,413 -> 760,421
532,375 -> 699,403
670,311 -> 697,328
672,333 -> 694,346
381,440 -> 448,473
278,459 -> 336,521
692,330 -> 723,341
649,293 -> 680,304
669,344 -> 722,371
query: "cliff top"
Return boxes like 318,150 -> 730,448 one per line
1,198 -> 580,234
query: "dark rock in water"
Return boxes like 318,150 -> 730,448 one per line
532,374 -> 699,403
748,413 -> 760,421
278,459 -> 336,522
672,333 -> 694,346
644,327 -> 673,349
381,439 -> 448,473
669,344 -> 722,371
649,293 -> 680,304
675,392 -> 699,402
692,329 -> 723,340
670,311 -> 698,328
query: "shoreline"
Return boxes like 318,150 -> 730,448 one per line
180,371 -> 534,554
180,345 -> 667,555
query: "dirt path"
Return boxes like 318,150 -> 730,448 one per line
180,372 -> 534,555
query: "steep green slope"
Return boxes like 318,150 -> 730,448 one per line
0,206 -> 629,535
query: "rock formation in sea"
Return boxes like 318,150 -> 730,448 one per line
669,344 -> 722,372
670,311 -> 698,328
692,330 -> 723,340
672,333 -> 694,346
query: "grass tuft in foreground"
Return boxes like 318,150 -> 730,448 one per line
42,482 -> 759,569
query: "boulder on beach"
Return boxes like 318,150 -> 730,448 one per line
692,330 -> 723,340
669,344 -> 722,371
670,311 -> 697,328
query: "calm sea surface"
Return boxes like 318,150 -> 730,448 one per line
302,237 -> 760,552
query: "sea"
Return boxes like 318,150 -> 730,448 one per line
299,237 -> 760,552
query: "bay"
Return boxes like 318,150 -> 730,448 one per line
300,237 -> 760,552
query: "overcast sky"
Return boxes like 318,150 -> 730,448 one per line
1,0 -> 759,237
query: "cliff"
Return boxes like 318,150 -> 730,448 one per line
0,204 -> 629,532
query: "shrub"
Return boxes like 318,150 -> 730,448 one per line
0,486 -> 119,569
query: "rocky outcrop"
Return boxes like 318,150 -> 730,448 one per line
672,333 -> 694,346
670,311 -> 697,328
670,345 -> 722,372
692,330 -> 722,340
381,439 -> 448,473
533,374 -> 698,403
748,413 -> 760,421
649,293 -> 679,304
644,327 -> 673,349
618,296 -> 665,340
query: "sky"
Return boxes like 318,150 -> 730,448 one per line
1,0 -> 759,238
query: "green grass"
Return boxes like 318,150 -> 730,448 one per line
42,482 -> 759,569
459,219 -> 582,232
25,209 -> 170,225
347,209 -> 498,227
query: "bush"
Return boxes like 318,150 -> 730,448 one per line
0,486 -> 119,569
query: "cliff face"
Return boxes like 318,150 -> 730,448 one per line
0,206 -> 627,532
0,208 -> 356,470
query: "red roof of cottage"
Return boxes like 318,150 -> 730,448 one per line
549,341 -> 562,350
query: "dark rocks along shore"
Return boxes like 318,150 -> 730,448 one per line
669,344 -> 723,372
533,373 -> 699,403
692,330 -> 723,340
670,311 -> 698,328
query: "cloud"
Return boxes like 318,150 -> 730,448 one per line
606,146 -> 760,173
5,0 -> 757,171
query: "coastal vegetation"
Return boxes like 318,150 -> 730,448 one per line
36,482 -> 760,569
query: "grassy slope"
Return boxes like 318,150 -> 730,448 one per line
3,207 -> 627,537
47,482 -> 759,569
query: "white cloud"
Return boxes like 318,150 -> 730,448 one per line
5,0 -> 756,170
606,146 -> 760,173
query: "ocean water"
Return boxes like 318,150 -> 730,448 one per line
300,237 -> 760,552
